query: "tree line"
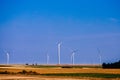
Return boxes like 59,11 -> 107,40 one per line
102,60 -> 120,69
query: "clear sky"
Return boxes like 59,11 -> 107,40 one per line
0,0 -> 120,64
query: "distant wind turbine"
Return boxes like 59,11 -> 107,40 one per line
97,48 -> 102,65
6,52 -> 9,65
4,50 -> 10,65
71,50 -> 78,65
58,42 -> 62,65
71,52 -> 75,65
47,54 -> 49,64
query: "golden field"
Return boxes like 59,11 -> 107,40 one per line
0,65 -> 120,80
0,65 -> 120,74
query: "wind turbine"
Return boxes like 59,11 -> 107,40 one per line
4,50 -> 10,65
6,52 -> 9,65
71,52 -> 75,65
97,48 -> 102,65
47,54 -> 49,65
58,42 -> 62,65
3,50 -> 10,65
71,50 -> 78,65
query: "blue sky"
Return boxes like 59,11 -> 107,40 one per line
0,0 -> 120,64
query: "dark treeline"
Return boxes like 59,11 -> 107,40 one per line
102,60 -> 120,69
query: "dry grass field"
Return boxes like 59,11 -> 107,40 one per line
0,65 -> 120,74
0,65 -> 120,80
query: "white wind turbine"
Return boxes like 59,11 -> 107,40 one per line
4,50 -> 10,65
71,50 -> 78,65
3,50 -> 10,65
58,42 -> 62,65
71,52 -> 75,65
7,52 -> 9,65
97,48 -> 102,65
47,54 -> 49,65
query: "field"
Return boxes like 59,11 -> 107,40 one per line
0,64 -> 120,80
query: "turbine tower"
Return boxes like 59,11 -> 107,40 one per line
47,54 -> 49,64
71,52 -> 75,65
6,52 -> 9,65
97,48 -> 102,65
58,42 -> 61,65
71,50 -> 78,65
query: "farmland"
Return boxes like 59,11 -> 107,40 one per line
0,64 -> 120,80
